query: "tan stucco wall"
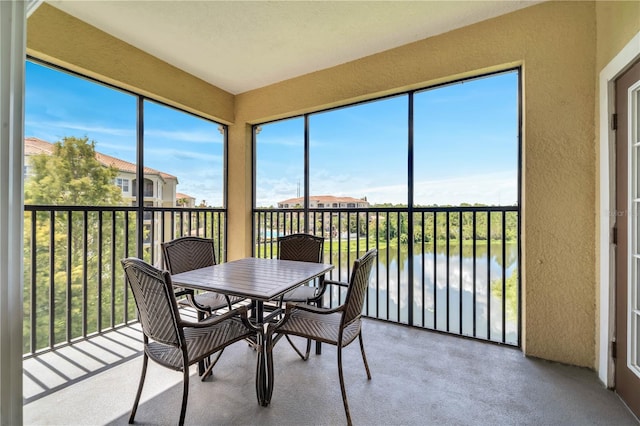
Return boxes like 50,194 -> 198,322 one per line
26,4 -> 234,124
233,1 -> 598,367
596,1 -> 640,71
27,1 -> 608,367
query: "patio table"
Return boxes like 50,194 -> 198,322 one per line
170,257 -> 334,406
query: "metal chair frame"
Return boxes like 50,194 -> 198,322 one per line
275,233 -> 326,357
162,236 -> 248,376
121,257 -> 256,426
162,236 -> 243,318
270,248 -> 377,426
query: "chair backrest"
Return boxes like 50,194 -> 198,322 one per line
277,233 -> 324,263
342,249 -> 377,326
162,236 -> 216,275
121,257 -> 182,347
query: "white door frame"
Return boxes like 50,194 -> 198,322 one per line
599,31 -> 640,387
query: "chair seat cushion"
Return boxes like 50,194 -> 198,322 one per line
147,318 -> 253,370
281,285 -> 317,303
195,292 -> 245,310
277,308 -> 361,346
178,291 -> 244,311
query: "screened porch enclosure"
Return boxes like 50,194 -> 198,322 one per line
22,60 -> 521,357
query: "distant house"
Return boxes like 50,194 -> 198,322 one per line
176,192 -> 196,208
24,137 -> 179,208
277,195 -> 369,209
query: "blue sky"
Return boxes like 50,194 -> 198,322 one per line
25,61 -> 224,206
25,60 -> 518,207
256,71 -> 519,206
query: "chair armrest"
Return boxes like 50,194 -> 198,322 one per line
304,278 -> 347,303
269,301 -> 343,333
324,279 -> 348,288
180,305 -> 249,329
174,287 -> 194,298
285,301 -> 343,315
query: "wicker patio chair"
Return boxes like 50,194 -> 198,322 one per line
277,233 -> 326,302
274,233 -> 325,358
162,236 -> 247,376
121,258 -> 255,426
270,248 -> 377,426
162,236 -> 245,319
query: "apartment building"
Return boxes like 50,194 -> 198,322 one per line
278,195 -> 369,209
24,137 -> 179,207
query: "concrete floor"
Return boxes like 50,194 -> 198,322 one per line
23,318 -> 639,426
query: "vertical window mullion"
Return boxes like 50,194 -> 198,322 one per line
304,114 -> 310,233
136,97 -> 144,259
408,92 -> 414,326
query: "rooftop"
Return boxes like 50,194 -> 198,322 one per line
24,137 -> 177,182
279,195 -> 369,206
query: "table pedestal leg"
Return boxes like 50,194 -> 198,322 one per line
255,324 -> 274,406
265,325 -> 274,403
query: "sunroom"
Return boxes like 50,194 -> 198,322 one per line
2,1 -> 640,424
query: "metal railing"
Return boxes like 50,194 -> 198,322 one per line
22,205 -> 226,356
21,203 -> 518,357
253,206 -> 520,346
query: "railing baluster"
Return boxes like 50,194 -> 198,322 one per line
420,211 -> 425,328
433,211 -> 438,330
472,211 -> 477,338
110,211 -> 116,329
203,210 -> 208,239
459,211 -> 463,335
487,211 -> 492,340
66,212 -> 72,343
49,210 -> 55,349
149,209 -> 155,264
97,210 -> 103,334
82,210 -> 88,338
445,211 -> 450,332
396,211 -> 401,322
170,209 -> 175,240
502,211 -> 507,344
269,210 -> 274,257
385,212 -> 390,320
124,211 -> 130,323
30,212 -> 37,354
375,211 -> 380,318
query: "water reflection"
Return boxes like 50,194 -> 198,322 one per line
325,242 -> 518,345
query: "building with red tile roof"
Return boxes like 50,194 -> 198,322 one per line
24,137 -> 181,208
278,195 -> 369,209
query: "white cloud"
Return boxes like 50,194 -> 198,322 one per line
145,129 -> 223,144
412,171 -> 517,205
25,119 -> 134,138
336,170 -> 517,206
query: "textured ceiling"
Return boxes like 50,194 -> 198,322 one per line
46,1 -> 539,94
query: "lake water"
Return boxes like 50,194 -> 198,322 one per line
325,242 -> 519,345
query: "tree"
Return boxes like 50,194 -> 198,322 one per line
24,136 -> 129,353
25,136 -> 122,205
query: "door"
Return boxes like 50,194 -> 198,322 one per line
615,58 -> 640,418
